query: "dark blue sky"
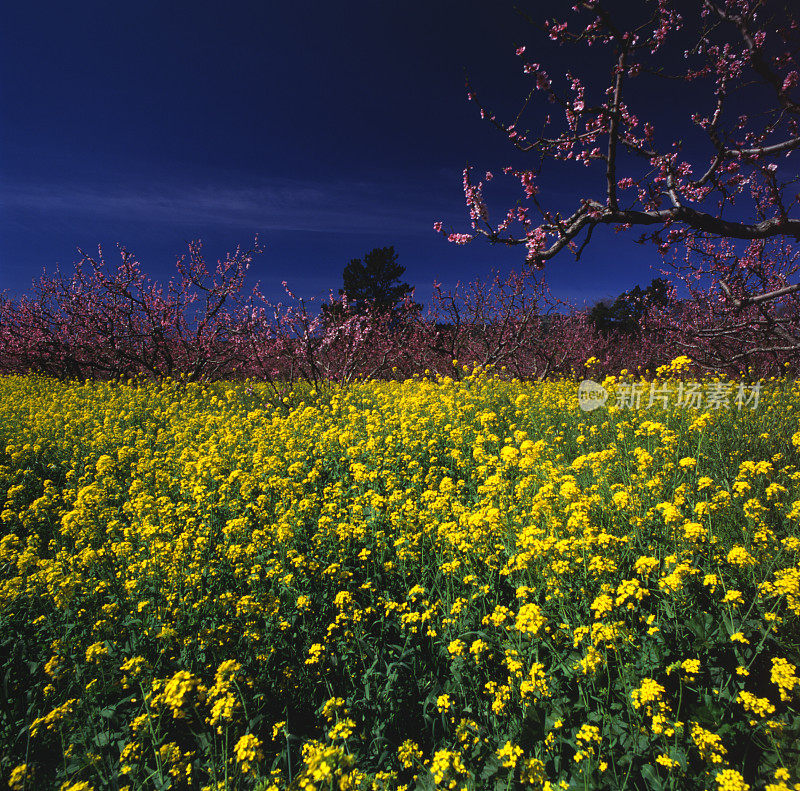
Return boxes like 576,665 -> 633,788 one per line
1,0 -> 679,313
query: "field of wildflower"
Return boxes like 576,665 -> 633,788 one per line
1,361 -> 799,791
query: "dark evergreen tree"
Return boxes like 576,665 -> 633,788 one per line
322,246 -> 420,327
341,247 -> 414,312
588,277 -> 671,338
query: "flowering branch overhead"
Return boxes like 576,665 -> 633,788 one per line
436,0 -> 800,268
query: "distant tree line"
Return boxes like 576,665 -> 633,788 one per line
3,239 -> 799,401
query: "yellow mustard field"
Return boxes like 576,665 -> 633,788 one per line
0,365 -> 799,791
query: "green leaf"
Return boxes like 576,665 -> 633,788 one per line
640,763 -> 667,790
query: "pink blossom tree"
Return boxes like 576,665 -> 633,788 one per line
0,238 -> 263,381
436,0 -> 800,375
644,235 -> 800,377
424,267 -> 606,380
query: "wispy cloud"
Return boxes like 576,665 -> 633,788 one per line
0,174 -> 452,235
